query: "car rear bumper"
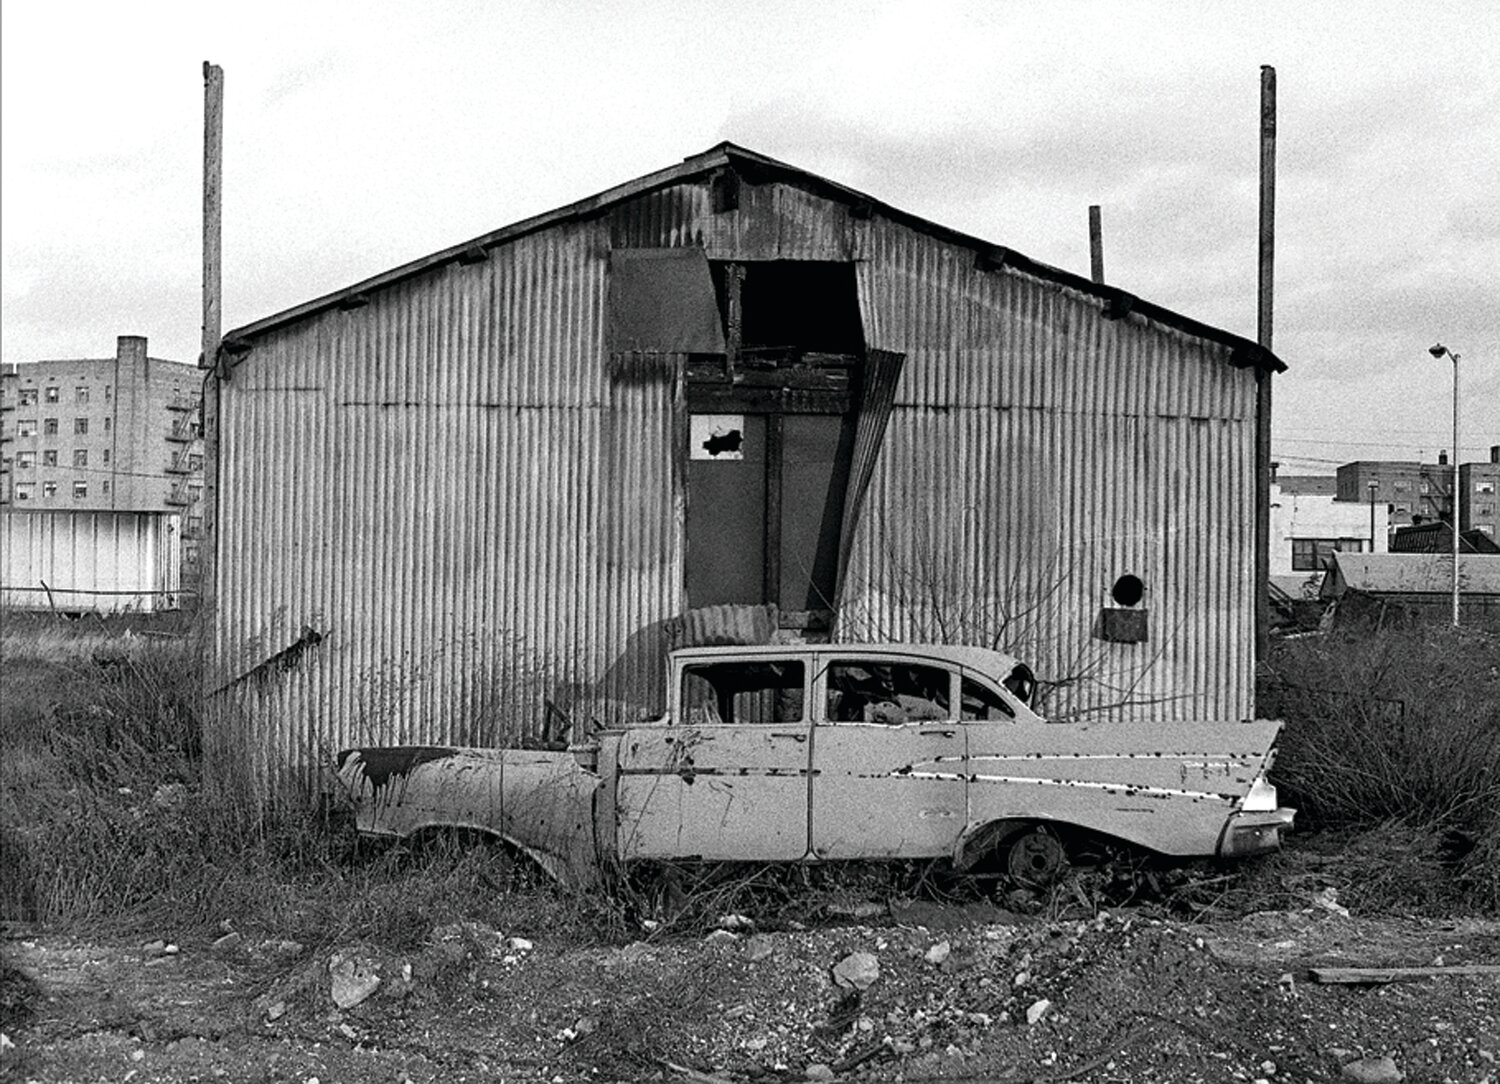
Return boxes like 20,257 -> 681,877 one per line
1217,808 -> 1296,859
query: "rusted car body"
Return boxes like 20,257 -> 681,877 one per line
336,644 -> 1293,889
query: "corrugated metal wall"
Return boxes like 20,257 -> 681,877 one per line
2,510 -> 180,612
843,227 -> 1254,720
212,175 -> 1259,788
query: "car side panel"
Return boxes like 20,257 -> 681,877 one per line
963,719 -> 1283,857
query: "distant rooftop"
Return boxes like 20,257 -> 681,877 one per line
1274,475 -> 1337,496
1322,552 -> 1500,597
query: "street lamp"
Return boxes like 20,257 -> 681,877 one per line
1367,480 -> 1379,552
1429,343 -> 1461,627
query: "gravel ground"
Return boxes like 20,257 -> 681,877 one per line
4,903 -> 1498,1084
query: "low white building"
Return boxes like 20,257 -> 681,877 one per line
1268,483 -> 1387,597
1,509 -> 181,613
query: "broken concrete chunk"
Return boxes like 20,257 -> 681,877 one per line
1312,887 -> 1351,918
705,929 -> 739,946
743,935 -> 775,962
212,932 -> 243,952
924,941 -> 951,966
1026,998 -> 1052,1025
328,953 -> 381,1010
804,1064 -> 836,1081
1340,1056 -> 1403,1083
831,951 -> 880,991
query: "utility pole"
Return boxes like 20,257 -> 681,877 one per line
1254,66 -> 1276,669
201,62 -> 223,681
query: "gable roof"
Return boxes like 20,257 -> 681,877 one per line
1323,552 -> 1500,597
222,142 -> 1286,376
1390,521 -> 1500,555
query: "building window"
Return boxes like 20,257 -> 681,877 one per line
188,484 -> 202,503
14,482 -> 35,501
104,417 -> 112,432
1477,504 -> 1496,517
73,449 -> 88,467
188,453 -> 203,471
1478,481 -> 1497,495
101,480 -> 110,495
73,481 -> 88,499
188,515 -> 203,534
1393,481 -> 1409,492
75,386 -> 89,404
43,418 -> 58,435
102,449 -> 111,465
44,386 -> 59,403
16,450 -> 35,469
1479,525 -> 1495,536
1291,537 -> 1360,572
18,418 -> 37,437
74,418 -> 88,435
19,388 -> 37,406
42,450 -> 57,467
42,481 -> 57,499
1420,482 -> 1430,494
104,385 -> 112,401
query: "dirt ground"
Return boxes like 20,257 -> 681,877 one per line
4,899 -> 1498,1084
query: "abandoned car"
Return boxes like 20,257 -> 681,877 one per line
336,643 -> 1294,889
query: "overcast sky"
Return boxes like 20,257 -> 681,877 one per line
3,1 -> 1497,471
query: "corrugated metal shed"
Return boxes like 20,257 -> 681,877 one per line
1,510 -> 181,612
207,142 -> 1283,790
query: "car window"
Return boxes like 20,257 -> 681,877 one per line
825,660 -> 952,724
681,661 -> 805,725
961,676 -> 1015,721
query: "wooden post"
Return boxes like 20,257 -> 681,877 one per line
1254,66 -> 1275,674
1088,205 -> 1104,284
200,62 -> 223,697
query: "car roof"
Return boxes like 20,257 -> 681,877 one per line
669,642 -> 1026,681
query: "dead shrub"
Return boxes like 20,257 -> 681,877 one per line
0,616 -> 621,945
1259,625 -> 1500,913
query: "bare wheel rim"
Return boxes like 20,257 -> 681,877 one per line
1006,828 -> 1068,886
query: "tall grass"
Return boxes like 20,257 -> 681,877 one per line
1259,624 -> 1500,912
0,614 -> 613,943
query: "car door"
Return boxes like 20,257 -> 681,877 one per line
615,655 -> 813,862
808,653 -> 967,860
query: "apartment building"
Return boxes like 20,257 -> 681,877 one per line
0,335 -> 205,580
1335,459 -> 1452,529
1458,447 -> 1500,539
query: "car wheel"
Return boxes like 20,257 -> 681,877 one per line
1005,825 -> 1068,887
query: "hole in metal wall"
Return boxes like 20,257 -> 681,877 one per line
1111,574 -> 1145,607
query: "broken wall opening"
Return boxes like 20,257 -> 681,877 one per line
685,260 -> 866,628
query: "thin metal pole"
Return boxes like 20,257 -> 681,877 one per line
1088,205 -> 1104,284
1452,351 -> 1461,627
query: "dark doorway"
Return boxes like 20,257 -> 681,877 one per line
684,260 -> 864,626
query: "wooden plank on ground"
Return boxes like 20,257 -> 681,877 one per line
1309,965 -> 1500,985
